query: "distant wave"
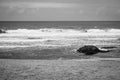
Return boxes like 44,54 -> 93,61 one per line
2,28 -> 118,35
0,28 -> 120,40
0,28 -> 119,38
0,28 -> 119,40
5,28 -> 120,33
86,29 -> 120,33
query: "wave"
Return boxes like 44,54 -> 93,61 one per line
0,28 -> 120,40
5,28 -> 120,33
0,28 -> 120,48
0,28 -> 120,41
2,28 -> 120,34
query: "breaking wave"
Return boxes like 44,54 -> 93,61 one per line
0,28 -> 120,48
6,28 -> 120,33
2,28 -> 120,36
0,28 -> 120,41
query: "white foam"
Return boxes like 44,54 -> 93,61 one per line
87,29 -> 106,33
107,29 -> 120,33
0,28 -> 120,41
0,28 -> 119,38
5,28 -> 82,37
0,28 -> 120,48
0,46 -> 30,48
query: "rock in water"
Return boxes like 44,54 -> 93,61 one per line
77,45 -> 110,55
0,29 -> 6,33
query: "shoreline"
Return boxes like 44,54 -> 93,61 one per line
0,58 -> 120,61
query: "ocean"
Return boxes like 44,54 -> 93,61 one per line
0,21 -> 120,29
0,21 -> 120,59
0,21 -> 120,48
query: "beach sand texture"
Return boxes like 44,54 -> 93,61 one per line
0,59 -> 120,80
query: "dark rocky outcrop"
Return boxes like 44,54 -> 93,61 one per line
0,29 -> 6,33
77,45 -> 110,55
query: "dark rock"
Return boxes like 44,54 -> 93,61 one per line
77,45 -> 110,55
0,29 -> 6,33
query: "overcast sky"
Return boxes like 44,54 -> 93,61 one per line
0,0 -> 120,21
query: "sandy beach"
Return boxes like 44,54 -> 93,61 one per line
0,59 -> 120,80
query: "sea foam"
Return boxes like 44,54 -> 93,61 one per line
0,28 -> 120,48
5,28 -> 120,35
0,28 -> 119,38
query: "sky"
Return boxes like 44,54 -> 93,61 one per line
0,0 -> 120,21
